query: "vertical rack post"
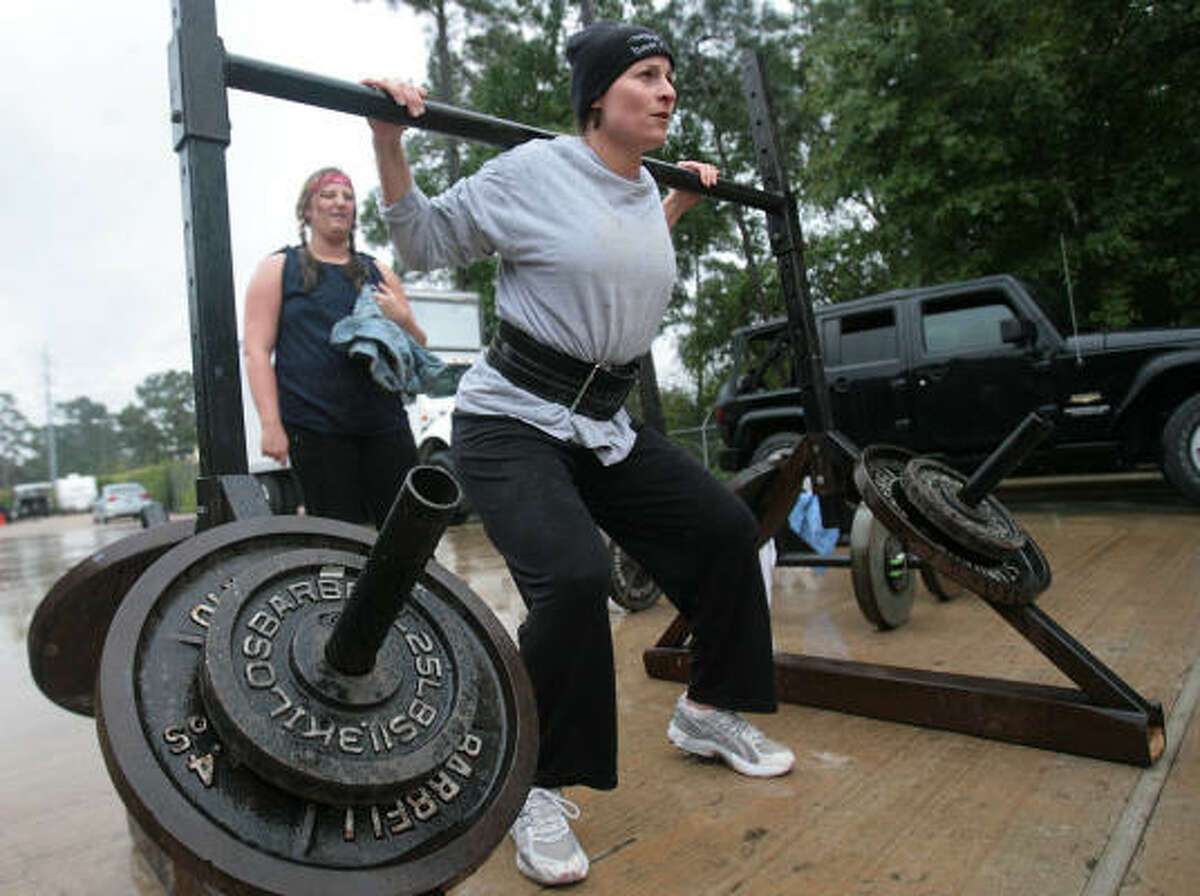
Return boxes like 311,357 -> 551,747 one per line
739,51 -> 836,443
168,0 -> 252,527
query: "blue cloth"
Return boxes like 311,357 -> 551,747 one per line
330,284 -> 445,395
788,489 -> 840,556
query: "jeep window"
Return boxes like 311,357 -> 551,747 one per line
739,327 -> 793,391
921,293 -> 1017,353
837,308 -> 898,365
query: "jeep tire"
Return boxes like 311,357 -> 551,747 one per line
750,431 -> 802,467
1162,394 -> 1200,504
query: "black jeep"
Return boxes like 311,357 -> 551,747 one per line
714,275 -> 1200,504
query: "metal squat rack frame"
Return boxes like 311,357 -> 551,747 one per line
169,0 -> 1162,765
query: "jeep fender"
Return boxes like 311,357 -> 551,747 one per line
734,406 -> 806,454
1112,350 -> 1200,425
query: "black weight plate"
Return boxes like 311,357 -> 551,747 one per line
608,542 -> 662,612
849,504 -> 915,630
901,457 -> 1026,558
855,445 -> 1050,605
201,549 -> 481,804
27,518 -> 195,716
96,516 -> 536,896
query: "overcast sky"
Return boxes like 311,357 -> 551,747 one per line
1,0 -> 431,426
2,0 -> 694,440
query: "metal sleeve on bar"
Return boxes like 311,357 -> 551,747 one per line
168,1 -> 229,148
323,466 -> 459,675
958,411 -> 1054,507
223,54 -> 783,213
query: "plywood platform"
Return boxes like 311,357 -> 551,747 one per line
1,478 -> 1196,895
446,482 -> 1200,896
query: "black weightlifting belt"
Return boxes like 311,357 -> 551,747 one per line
487,320 -> 639,421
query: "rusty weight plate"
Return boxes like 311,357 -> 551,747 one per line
901,456 -> 1027,559
28,519 -> 195,715
855,445 -> 1051,605
96,517 -> 536,896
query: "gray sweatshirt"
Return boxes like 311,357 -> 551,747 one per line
383,135 -> 676,464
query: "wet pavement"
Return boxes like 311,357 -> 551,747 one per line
1,516 -> 146,894
0,512 -> 529,895
1,474 -> 1196,895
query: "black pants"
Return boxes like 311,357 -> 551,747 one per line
451,413 -> 777,791
285,423 -> 418,528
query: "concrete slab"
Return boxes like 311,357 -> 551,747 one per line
0,484 -> 1195,896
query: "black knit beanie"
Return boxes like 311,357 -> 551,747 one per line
566,21 -> 675,128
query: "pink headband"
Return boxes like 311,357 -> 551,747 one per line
310,171 -> 354,198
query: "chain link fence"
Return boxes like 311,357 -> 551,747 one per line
665,423 -> 723,476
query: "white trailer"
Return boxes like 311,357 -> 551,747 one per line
53,474 -> 98,513
406,289 -> 483,363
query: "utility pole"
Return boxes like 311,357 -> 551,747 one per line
43,347 -> 57,481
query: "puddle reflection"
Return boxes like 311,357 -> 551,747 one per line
0,517 -> 138,643
436,523 -> 526,640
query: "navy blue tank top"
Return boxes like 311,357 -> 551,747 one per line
274,246 -> 406,435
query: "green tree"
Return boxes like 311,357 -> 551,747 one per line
54,396 -> 117,475
5,371 -> 197,483
648,0 -> 805,406
0,393 -> 37,489
135,370 -> 197,460
116,403 -> 163,467
799,0 -> 1200,328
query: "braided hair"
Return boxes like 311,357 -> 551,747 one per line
294,166 -> 371,293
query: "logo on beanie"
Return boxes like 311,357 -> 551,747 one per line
627,32 -> 670,59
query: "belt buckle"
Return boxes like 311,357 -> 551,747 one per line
569,363 -> 603,415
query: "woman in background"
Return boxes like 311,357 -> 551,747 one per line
243,166 -> 426,526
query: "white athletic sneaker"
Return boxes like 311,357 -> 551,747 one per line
509,786 -> 589,886
667,694 -> 795,777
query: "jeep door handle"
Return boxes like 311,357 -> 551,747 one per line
832,377 -> 851,393
916,365 -> 949,385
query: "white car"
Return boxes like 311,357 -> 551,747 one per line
93,482 -> 152,523
407,361 -> 472,522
